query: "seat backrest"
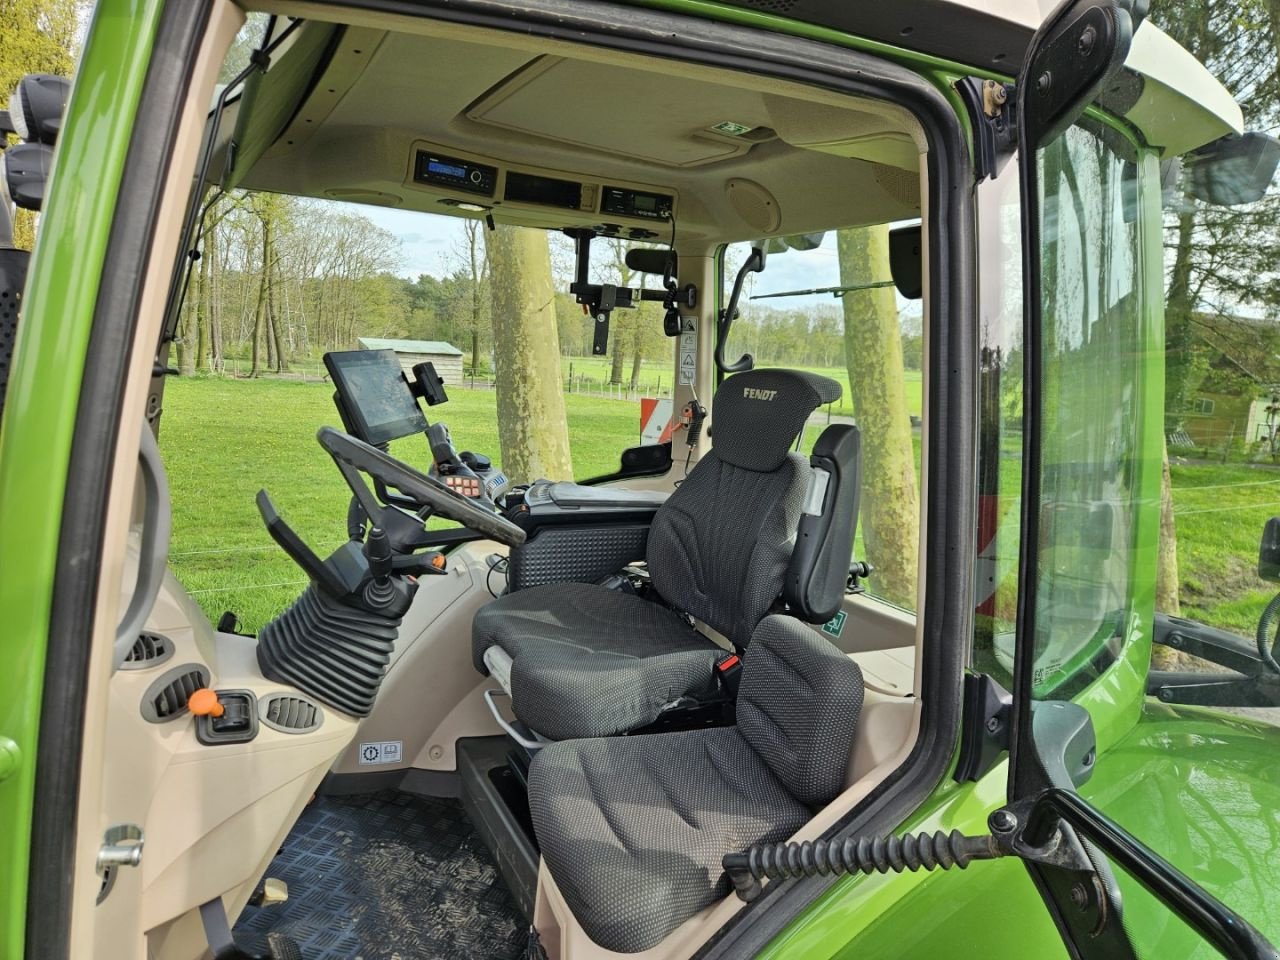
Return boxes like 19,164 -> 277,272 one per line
783,423 -> 862,623
646,368 -> 840,644
736,615 -> 864,806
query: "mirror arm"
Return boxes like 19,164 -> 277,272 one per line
716,247 -> 764,374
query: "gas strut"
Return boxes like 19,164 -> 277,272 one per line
723,829 -> 1005,902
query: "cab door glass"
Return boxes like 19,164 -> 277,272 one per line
975,124 -> 1149,698
721,230 -> 923,611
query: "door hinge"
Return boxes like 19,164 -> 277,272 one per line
955,77 -> 1017,182
954,672 -> 1012,782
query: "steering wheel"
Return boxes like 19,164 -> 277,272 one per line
317,426 -> 527,548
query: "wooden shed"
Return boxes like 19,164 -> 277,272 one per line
357,337 -> 465,385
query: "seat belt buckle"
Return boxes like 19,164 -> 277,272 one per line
715,653 -> 743,698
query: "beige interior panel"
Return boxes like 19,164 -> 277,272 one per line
73,4 -> 247,958
243,5 -> 927,242
467,56 -> 765,167
827,592 -> 917,653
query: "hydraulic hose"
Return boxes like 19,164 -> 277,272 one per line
723,830 -> 1004,902
1255,591 -> 1280,675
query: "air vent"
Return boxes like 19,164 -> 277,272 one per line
260,694 -> 323,734
121,632 -> 174,670
140,664 -> 211,723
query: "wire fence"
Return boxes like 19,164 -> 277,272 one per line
200,357 -> 678,402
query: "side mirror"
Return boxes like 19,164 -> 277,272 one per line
1258,517 -> 1280,582
888,224 -> 922,300
8,74 -> 70,146
1184,132 -> 1280,207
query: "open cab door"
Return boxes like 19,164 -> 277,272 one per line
1004,1 -> 1278,956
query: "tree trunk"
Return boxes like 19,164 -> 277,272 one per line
837,225 -> 920,607
487,224 -> 574,483
195,237 -> 210,373
249,244 -> 266,379
610,336 -> 626,385
1163,210 -> 1197,431
630,348 -> 643,392
268,251 -> 288,372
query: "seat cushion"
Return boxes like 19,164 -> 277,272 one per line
528,727 -> 810,953
472,582 -> 723,739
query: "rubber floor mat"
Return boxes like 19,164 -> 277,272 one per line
234,790 -> 527,959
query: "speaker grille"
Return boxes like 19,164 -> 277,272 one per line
726,178 -> 781,233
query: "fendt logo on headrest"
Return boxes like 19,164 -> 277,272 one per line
743,387 -> 778,401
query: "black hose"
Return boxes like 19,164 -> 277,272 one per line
1256,592 -> 1280,675
722,830 -> 1004,902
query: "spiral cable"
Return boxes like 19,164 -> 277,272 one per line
723,830 -> 1004,902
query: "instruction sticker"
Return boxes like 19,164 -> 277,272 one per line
679,331 -> 697,385
358,740 -> 403,765
821,611 -> 847,639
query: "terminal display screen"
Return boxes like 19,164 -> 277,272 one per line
324,349 -> 428,446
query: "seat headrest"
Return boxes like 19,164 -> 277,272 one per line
709,368 -> 842,471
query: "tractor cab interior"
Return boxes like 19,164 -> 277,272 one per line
89,6 -> 936,959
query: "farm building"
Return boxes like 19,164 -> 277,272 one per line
357,337 -> 465,385
1181,390 -> 1276,446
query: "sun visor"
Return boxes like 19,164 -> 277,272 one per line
221,22 -> 343,191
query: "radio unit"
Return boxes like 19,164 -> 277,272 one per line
413,151 -> 497,197
601,186 -> 673,221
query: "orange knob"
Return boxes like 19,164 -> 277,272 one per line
189,688 -> 224,718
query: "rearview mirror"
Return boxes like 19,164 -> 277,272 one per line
1185,132 -> 1280,207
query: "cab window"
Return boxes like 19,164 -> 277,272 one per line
721,229 -> 923,612
976,123 -> 1149,697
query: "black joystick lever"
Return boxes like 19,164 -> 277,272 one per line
365,526 -> 393,581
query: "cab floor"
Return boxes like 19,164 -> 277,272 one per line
234,789 -> 527,960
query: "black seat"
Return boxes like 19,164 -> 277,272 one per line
472,368 -> 844,740
527,616 -> 864,953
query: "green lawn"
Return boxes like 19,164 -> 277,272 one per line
1168,460 -> 1280,634
162,376 -> 643,630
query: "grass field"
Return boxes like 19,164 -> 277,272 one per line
1168,459 -> 1280,634
160,375 -> 1271,641
162,376 -> 642,629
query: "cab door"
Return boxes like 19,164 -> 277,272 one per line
1005,1 -> 1278,957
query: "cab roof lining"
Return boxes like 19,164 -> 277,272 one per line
227,9 -> 928,243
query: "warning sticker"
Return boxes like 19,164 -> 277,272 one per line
821,611 -> 847,639
358,740 -> 403,765
679,331 -> 697,385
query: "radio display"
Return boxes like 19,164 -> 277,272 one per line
413,150 -> 496,196
428,159 -> 467,180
